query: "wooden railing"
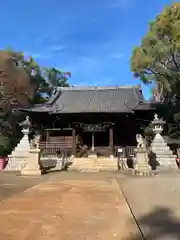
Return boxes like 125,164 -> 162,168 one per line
40,135 -> 73,156
47,136 -> 73,147
95,147 -> 112,157
40,144 -> 72,156
123,146 -> 136,158
116,146 -> 136,170
115,146 -> 136,158
47,136 -> 73,142
40,143 -> 72,158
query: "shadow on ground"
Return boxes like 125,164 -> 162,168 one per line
127,207 -> 180,240
0,172 -> 49,201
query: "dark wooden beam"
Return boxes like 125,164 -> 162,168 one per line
72,128 -> 76,155
46,130 -> 49,141
45,128 -> 72,131
109,127 -> 114,156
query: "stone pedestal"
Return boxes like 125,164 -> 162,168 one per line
5,154 -> 29,171
21,149 -> 41,176
134,149 -> 151,175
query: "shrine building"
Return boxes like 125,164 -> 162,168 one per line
20,85 -> 155,157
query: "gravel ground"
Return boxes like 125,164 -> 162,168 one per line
0,171 -> 141,240
1,170 -> 180,239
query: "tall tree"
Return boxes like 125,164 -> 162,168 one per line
4,48 -> 71,100
41,67 -> 70,95
130,3 -> 180,139
0,48 -> 71,155
0,50 -> 36,152
131,3 -> 180,101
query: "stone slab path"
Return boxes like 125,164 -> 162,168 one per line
119,175 -> 180,240
0,176 -> 142,240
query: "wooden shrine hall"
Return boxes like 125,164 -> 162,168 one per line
20,85 -> 155,157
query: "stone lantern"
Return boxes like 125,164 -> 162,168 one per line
5,116 -> 32,171
19,116 -> 31,134
151,113 -> 177,170
18,116 -> 31,150
20,116 -> 42,176
151,113 -> 165,135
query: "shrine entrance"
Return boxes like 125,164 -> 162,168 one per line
82,126 -> 109,150
73,123 -> 114,154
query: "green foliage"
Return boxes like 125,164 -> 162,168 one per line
144,123 -> 155,146
131,3 -> 180,139
0,47 -> 71,155
40,67 -> 69,96
0,137 -> 19,157
131,3 -> 180,100
0,48 -> 71,108
3,48 -> 70,103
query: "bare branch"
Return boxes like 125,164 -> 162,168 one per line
170,48 -> 179,71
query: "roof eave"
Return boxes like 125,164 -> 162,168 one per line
18,108 -> 50,113
49,110 -> 134,114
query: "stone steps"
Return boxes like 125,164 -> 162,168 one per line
69,157 -> 117,172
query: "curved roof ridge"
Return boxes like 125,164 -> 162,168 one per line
19,84 -> 152,113
57,85 -> 141,91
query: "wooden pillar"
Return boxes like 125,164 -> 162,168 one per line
92,131 -> 95,152
46,130 -> 49,141
45,130 -> 49,148
72,128 -> 76,155
109,127 -> 114,156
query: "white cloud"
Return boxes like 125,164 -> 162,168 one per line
24,50 -> 52,60
110,53 -> 124,59
106,0 -> 130,9
58,39 -> 125,81
49,45 -> 66,52
24,44 -> 66,60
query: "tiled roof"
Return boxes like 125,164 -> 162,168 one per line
19,85 -> 154,113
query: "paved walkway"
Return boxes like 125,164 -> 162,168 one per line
0,172 -> 142,240
119,174 -> 180,240
3,171 -> 180,239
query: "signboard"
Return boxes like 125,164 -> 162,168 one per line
83,124 -> 106,132
118,148 -> 123,153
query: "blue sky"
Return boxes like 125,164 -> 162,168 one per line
0,0 -> 176,99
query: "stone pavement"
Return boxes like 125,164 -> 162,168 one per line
0,171 -> 142,240
119,173 -> 180,240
